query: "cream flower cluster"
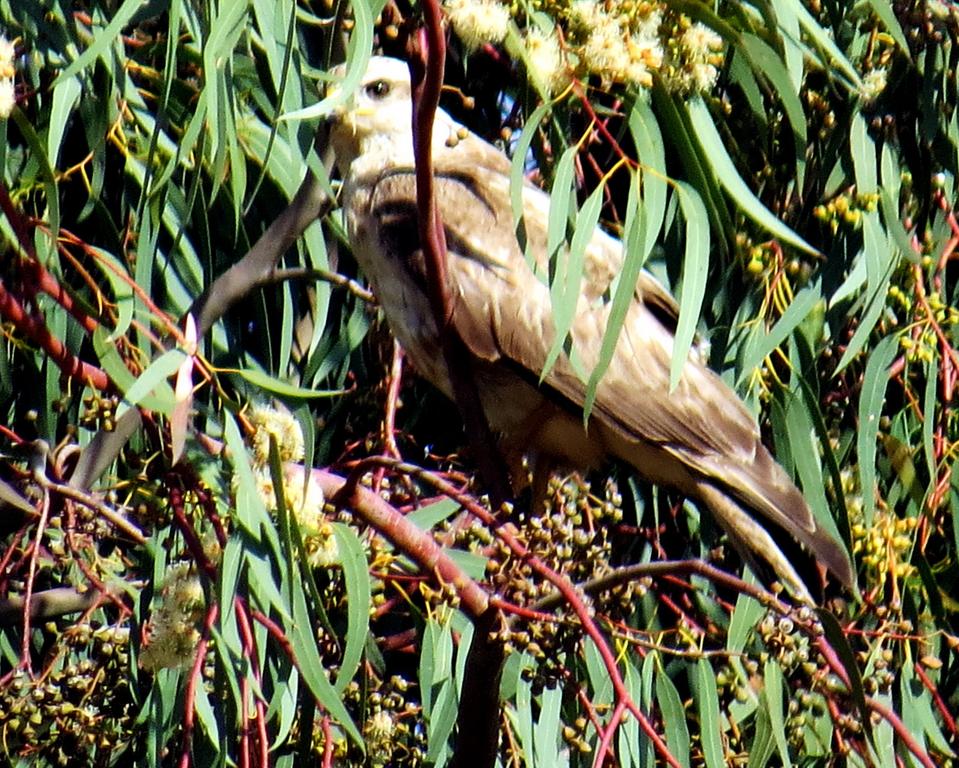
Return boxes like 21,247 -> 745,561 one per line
140,562 -> 206,672
0,36 -> 15,118
245,404 -> 338,568
570,1 -> 663,88
441,0 -> 726,96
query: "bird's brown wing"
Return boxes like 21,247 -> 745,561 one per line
368,152 -> 852,589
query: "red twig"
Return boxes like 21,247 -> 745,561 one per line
407,6 -> 512,506
0,280 -> 110,390
179,602 -> 219,768
20,488 -> 51,675
355,459 -> 679,767
868,696 -> 937,768
321,716 -> 334,768
913,662 -> 957,737
169,484 -> 218,580
235,602 -> 270,767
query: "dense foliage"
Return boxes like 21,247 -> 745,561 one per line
0,0 -> 956,766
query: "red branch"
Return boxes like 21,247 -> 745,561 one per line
0,280 -> 110,390
179,602 -> 220,768
407,9 -> 512,505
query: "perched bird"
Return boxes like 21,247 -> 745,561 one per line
329,56 -> 853,598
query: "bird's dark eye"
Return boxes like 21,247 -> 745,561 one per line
365,80 -> 391,99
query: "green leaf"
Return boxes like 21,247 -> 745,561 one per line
739,281 -> 822,385
85,248 -> 136,340
857,334 -> 899,526
850,112 -> 878,194
54,0 -> 148,85
48,75 -> 83,169
533,684 -> 563,766
866,0 -> 910,58
585,171 -> 646,418
332,523 -> 371,693
407,497 -> 462,530
289,557 -> 363,747
778,0 -> 862,86
509,101 -> 553,234
764,661 -> 792,768
671,181 -> 710,390
694,658 -> 725,768
687,97 -> 817,255
93,328 -> 176,414
234,368 -> 348,399
280,0 -> 383,122
738,33 -> 808,184
656,669 -> 691,768
835,213 -> 896,373
10,108 -> 60,259
818,609 -> 872,744
544,177 -> 604,378
120,349 -> 185,417
628,99 -> 667,258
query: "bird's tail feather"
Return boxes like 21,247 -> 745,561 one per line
696,483 -> 821,603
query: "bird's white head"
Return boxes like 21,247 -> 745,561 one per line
328,56 -> 459,178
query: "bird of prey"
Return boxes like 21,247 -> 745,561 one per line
329,56 -> 853,598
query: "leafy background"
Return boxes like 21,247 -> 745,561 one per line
0,0 -> 956,766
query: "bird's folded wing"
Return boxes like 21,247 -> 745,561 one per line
429,159 -> 848,566
427,151 -> 762,462
372,159 -> 847,568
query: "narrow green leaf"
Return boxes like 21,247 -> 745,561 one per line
544,179 -> 604,377
583,637 -> 614,706
234,368 -> 347,399
783,390 -> 845,547
850,112 -> 878,194
545,145 -> 577,261
671,181 -> 710,390
858,334 -> 899,526
48,75 -> 82,169
10,108 -> 60,259
655,669 -> 691,768
92,328 -> 176,414
332,523 -> 371,693
818,609 -> 872,743
533,684 -> 563,766
651,81 -> 733,244
280,0 -> 381,122
835,214 -> 895,373
764,661 -> 792,768
193,683 -> 221,747
694,658 -> 725,768
923,356 -> 939,484
54,0 -> 148,85
900,662 -> 954,755
866,0 -> 910,58
406,497 -> 462,530
687,97 -> 817,255
727,590 -> 763,655
289,564 -> 363,747
119,349 -> 185,417
509,101 -> 553,228
628,99 -> 667,257
739,281 -> 822,384
86,248 -> 135,340
779,0 -> 862,86
748,706 -> 776,768
585,171 -> 645,418
738,33 -> 808,183
425,679 -> 458,764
